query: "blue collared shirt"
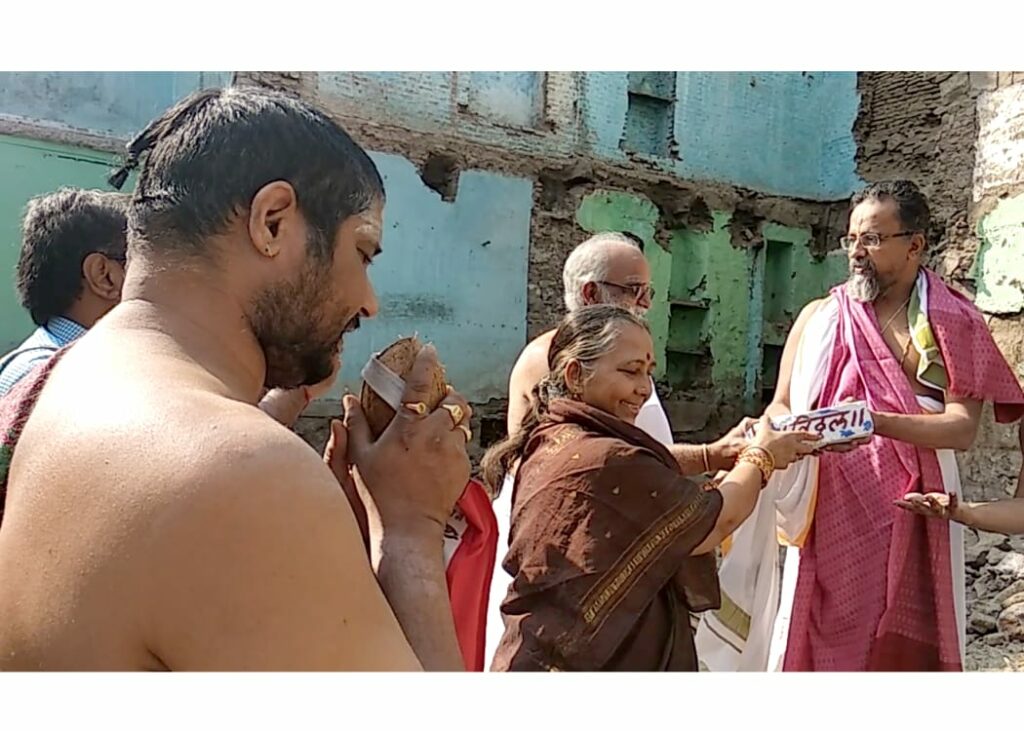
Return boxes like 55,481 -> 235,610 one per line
0,316 -> 87,397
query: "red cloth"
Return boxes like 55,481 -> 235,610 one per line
783,272 -> 1024,671
922,270 -> 1024,423
0,349 -> 68,526
445,478 -> 498,671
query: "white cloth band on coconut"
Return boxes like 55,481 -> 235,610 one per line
360,355 -> 407,411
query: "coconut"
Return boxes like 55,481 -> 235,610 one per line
360,336 -> 448,438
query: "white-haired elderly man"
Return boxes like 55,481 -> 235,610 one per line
485,231 -> 752,666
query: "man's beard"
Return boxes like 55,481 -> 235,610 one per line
846,260 -> 880,303
250,238 -> 355,390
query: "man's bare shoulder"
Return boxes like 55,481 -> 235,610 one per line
154,397 -> 339,507
510,329 -> 556,386
130,401 -> 390,668
34,384 -> 344,533
156,404 -> 350,552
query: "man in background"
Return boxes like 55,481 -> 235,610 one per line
0,188 -> 128,396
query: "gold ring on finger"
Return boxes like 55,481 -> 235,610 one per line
457,424 -> 472,442
402,401 -> 429,416
441,403 -> 464,427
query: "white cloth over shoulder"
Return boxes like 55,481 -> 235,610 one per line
694,298 -> 839,671
695,288 -> 966,671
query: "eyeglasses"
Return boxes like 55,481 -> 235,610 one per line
595,281 -> 655,302
839,231 -> 918,251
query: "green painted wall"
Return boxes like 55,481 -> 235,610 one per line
754,222 -> 847,404
576,191 -> 669,379
0,135 -> 119,352
761,223 -> 847,335
575,190 -> 848,413
667,211 -> 750,394
974,193 -> 1024,315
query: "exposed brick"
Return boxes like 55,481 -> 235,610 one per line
237,71 -> 313,97
235,72 -> 888,449
970,71 -> 998,91
542,72 -> 579,134
939,72 -> 970,102
854,72 -> 977,270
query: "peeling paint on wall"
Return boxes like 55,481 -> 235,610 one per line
974,83 -> 1024,201
974,192 -> 1024,314
572,189 -> 849,422
333,152 -> 533,403
581,72 -> 863,200
0,71 -> 874,435
0,72 -> 231,139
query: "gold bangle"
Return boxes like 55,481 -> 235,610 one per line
737,453 -> 770,486
742,445 -> 776,472
737,446 -> 775,485
701,443 -> 711,473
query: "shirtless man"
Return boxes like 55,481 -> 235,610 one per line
0,86 -> 472,670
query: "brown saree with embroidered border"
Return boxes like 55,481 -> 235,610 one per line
490,399 -> 723,672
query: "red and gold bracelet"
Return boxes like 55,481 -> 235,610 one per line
737,445 -> 775,485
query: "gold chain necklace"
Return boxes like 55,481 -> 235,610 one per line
875,295 -> 914,369
879,296 -> 911,334
898,334 -> 913,368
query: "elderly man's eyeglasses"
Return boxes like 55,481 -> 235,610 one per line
596,281 -> 655,301
839,231 -> 918,251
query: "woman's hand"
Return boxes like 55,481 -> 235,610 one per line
750,415 -> 820,470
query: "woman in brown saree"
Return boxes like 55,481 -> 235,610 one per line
481,305 -> 819,671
